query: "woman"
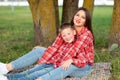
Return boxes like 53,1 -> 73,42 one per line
0,7 -> 94,80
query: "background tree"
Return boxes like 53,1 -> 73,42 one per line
109,0 -> 120,46
28,0 -> 59,46
62,0 -> 79,24
54,0 -> 60,34
83,0 -> 94,16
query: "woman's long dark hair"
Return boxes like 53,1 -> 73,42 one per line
71,7 -> 95,44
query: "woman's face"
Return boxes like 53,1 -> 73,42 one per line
73,10 -> 86,27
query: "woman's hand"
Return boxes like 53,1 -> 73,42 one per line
32,46 -> 41,50
61,59 -> 73,70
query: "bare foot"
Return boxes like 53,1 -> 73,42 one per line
6,63 -> 13,71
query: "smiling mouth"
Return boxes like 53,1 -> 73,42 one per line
76,20 -> 80,24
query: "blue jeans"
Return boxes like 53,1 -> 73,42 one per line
39,64 -> 92,80
8,47 -> 93,79
7,64 -> 54,80
10,47 -> 46,70
7,64 -> 92,80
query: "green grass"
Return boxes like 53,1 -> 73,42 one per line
93,6 -> 113,48
0,6 -> 34,62
0,6 -> 120,80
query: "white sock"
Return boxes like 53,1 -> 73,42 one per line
0,74 -> 8,80
0,62 -> 9,75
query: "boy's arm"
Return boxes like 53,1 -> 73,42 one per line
37,34 -> 63,64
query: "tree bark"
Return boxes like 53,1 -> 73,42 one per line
28,0 -> 58,46
83,0 -> 94,16
62,0 -> 79,24
54,0 -> 60,34
109,0 -> 120,46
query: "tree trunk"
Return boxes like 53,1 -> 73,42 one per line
62,0 -> 79,24
54,0 -> 60,34
28,0 -> 58,46
109,0 -> 120,46
83,0 -> 94,16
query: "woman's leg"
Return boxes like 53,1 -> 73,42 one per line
6,64 -> 54,80
11,47 -> 46,70
0,47 -> 46,74
38,64 -> 78,80
37,65 -> 92,80
69,64 -> 93,77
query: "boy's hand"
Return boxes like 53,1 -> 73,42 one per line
61,59 -> 73,70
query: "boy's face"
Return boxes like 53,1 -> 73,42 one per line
61,28 -> 76,43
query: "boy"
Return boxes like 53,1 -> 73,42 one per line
37,22 -> 76,69
59,23 -> 76,43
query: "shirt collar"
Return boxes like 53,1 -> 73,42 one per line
76,27 -> 88,36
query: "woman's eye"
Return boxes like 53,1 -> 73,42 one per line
81,16 -> 85,19
76,14 -> 79,16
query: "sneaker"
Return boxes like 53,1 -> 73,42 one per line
0,74 -> 8,80
0,62 -> 9,74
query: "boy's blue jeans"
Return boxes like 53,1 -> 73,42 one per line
8,47 -> 92,79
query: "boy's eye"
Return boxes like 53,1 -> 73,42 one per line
62,35 -> 66,37
67,33 -> 70,35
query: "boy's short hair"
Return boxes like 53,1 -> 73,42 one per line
59,23 -> 74,32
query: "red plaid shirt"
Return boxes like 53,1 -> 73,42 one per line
37,27 -> 94,68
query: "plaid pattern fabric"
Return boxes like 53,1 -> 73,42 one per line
38,27 -> 94,68
64,62 -> 111,80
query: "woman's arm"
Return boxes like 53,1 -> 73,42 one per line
72,31 -> 94,68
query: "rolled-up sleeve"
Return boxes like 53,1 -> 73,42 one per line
37,34 -> 63,64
